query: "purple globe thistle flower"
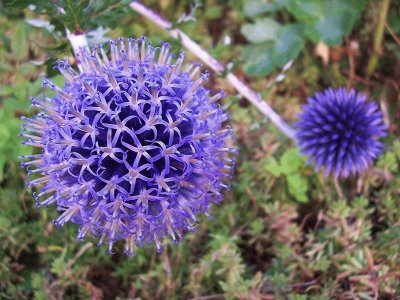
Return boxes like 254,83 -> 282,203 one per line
20,37 -> 236,255
295,87 -> 387,178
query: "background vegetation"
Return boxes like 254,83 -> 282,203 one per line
0,0 -> 399,298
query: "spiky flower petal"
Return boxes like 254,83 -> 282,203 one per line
295,87 -> 386,178
21,37 -> 236,255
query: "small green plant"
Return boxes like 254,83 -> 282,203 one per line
263,148 -> 309,202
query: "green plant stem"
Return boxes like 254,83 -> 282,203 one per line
366,0 -> 391,76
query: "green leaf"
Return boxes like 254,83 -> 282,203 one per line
286,0 -> 323,21
243,0 -> 285,17
11,22 -> 29,61
242,44 -> 275,76
263,157 -> 283,177
241,18 -> 281,43
242,23 -> 305,76
62,0 -> 90,31
287,0 -> 366,45
50,249 -> 67,276
272,24 -> 305,66
287,173 -> 308,203
277,244 -> 293,260
313,256 -> 330,271
280,148 -> 303,174
377,151 -> 398,172
250,219 -> 264,234
34,291 -> 47,300
308,14 -> 353,45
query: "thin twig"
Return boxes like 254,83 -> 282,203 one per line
66,242 -> 93,270
130,1 -> 296,140
385,20 -> 400,46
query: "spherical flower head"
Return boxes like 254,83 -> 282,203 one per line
20,37 -> 236,255
295,87 -> 387,178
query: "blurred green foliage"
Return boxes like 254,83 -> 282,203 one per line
3,0 -> 131,33
241,0 -> 367,75
0,0 -> 399,299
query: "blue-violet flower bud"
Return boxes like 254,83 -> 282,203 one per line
20,37 -> 236,255
295,87 -> 387,178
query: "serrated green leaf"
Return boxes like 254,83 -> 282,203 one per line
250,219 -> 264,234
241,18 -> 281,43
277,244 -> 293,259
34,291 -> 47,300
62,0 -> 90,31
287,173 -> 308,203
313,257 -> 330,271
31,273 -> 44,289
50,249 -> 67,276
378,151 -> 398,172
263,157 -> 283,177
280,148 -> 303,174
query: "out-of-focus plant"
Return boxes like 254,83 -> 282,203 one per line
4,0 -> 131,33
240,0 -> 367,75
0,18 -> 44,181
262,148 -> 309,202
